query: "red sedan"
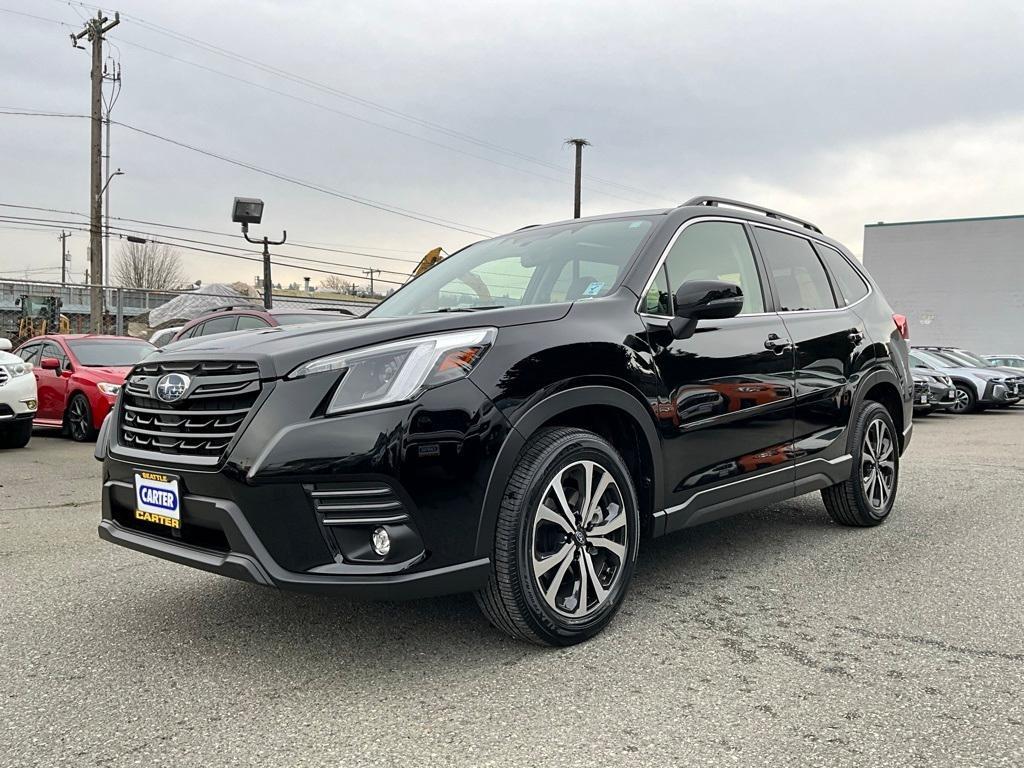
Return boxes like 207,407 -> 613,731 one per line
13,334 -> 154,442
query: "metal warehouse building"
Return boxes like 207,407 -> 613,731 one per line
863,215 -> 1024,353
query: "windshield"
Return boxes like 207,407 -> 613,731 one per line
930,349 -> 982,368
944,349 -> 989,367
912,349 -> 956,369
66,340 -> 153,367
369,217 -> 655,318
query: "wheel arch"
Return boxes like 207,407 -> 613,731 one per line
853,368 -> 907,452
474,385 -> 663,558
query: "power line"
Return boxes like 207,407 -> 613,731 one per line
50,0 -> 671,203
112,37 -> 656,208
111,119 -> 498,238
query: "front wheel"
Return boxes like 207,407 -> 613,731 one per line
475,427 -> 640,646
0,420 -> 32,449
949,384 -> 977,414
66,393 -> 97,442
821,401 -> 899,527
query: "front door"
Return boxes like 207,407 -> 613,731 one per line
640,219 -> 796,532
35,342 -> 71,422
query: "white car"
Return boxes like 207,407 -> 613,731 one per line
0,337 -> 37,448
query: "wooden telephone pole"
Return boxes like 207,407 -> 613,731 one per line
72,10 -> 120,333
565,138 -> 590,219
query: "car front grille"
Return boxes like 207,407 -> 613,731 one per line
0,367 -> 8,387
119,360 -> 261,460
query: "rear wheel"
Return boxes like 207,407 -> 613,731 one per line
66,393 -> 96,442
0,420 -> 32,449
475,427 -> 640,646
822,401 -> 899,527
949,384 -> 977,414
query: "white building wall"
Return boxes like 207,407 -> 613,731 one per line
863,216 -> 1024,353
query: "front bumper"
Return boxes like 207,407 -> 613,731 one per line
981,381 -> 1014,405
0,373 -> 38,420
98,373 -> 509,599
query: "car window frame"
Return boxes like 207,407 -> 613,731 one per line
636,216 -> 774,320
235,313 -> 272,331
812,242 -> 871,307
40,341 -> 71,371
750,225 -> 842,313
16,344 -> 41,365
196,314 -> 240,336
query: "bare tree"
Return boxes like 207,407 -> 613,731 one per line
114,241 -> 185,290
319,274 -> 359,294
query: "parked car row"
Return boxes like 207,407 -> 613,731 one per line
910,346 -> 1023,415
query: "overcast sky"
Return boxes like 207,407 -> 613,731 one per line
2,0 -> 1023,292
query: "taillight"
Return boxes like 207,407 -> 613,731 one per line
893,314 -> 909,340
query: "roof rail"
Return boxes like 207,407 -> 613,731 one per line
208,304 -> 262,313
680,196 -> 822,234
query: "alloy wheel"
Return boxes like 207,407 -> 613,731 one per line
861,418 -> 895,511
950,387 -> 971,413
530,460 -> 628,619
68,398 -> 88,441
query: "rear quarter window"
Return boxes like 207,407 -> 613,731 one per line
815,244 -> 869,305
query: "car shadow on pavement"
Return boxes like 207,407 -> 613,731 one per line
100,495 -> 844,672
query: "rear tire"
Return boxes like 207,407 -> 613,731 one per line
822,401 -> 899,527
475,427 -> 640,646
0,420 -> 32,449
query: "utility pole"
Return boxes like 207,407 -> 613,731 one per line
363,268 -> 381,297
72,10 -> 119,333
59,231 -> 70,287
565,138 -> 590,219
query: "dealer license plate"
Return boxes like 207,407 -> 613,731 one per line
919,394 -> 928,404
134,471 -> 181,529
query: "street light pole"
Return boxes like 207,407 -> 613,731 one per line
565,138 -> 590,219
241,224 -> 286,309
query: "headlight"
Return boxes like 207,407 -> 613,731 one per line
289,328 -> 496,415
2,361 -> 32,378
96,382 -> 121,396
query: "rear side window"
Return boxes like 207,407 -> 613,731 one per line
236,315 -> 270,331
662,221 -> 766,315
816,244 -> 869,305
754,228 -> 837,311
198,315 -> 239,336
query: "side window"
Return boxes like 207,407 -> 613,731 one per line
198,315 -> 238,336
17,345 -> 41,365
641,265 -> 672,315
43,343 -> 70,370
815,244 -> 869,305
236,315 -> 270,331
663,221 -> 765,315
753,228 -> 838,311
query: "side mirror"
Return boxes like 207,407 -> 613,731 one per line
40,357 -> 61,371
0,338 -> 11,352
668,280 -> 744,340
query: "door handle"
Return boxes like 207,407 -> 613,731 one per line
764,334 -> 792,354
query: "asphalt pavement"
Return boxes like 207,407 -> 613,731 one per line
1,410 -> 1022,767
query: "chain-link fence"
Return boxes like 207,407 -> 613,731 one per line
0,279 -> 377,346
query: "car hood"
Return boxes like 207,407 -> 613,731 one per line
0,350 -> 22,365
78,366 -> 134,383
146,303 -> 572,379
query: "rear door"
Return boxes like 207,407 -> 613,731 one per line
641,219 -> 796,531
751,226 -> 873,478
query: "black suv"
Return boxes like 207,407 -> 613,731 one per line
97,197 -> 913,645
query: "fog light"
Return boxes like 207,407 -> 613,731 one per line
23,399 -> 37,411
371,527 -> 391,557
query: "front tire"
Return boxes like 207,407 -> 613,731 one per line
66,393 -> 97,442
0,420 -> 32,449
949,384 -> 977,414
822,401 -> 899,527
475,427 -> 640,646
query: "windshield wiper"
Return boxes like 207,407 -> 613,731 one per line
427,305 -> 505,313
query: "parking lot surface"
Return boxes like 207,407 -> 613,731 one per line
2,412 -> 1023,767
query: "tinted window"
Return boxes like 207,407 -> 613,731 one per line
236,315 -> 271,330
41,342 -> 70,370
198,315 -> 238,336
816,244 -> 869,304
17,344 -> 41,365
663,221 -> 765,315
754,228 -> 837,311
641,265 -> 672,315
273,313 -> 329,326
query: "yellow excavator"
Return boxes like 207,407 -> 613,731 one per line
16,295 -> 70,342
411,247 -> 491,303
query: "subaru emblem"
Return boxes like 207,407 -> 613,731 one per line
155,372 -> 191,403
